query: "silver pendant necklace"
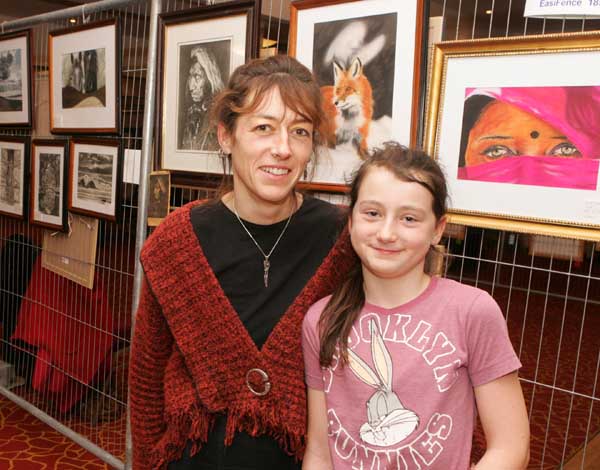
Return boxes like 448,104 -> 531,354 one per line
232,199 -> 295,288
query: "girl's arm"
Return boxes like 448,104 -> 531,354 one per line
472,371 -> 530,469
303,388 -> 333,470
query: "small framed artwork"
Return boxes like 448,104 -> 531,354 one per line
69,138 -> 122,221
425,32 -> 600,241
0,29 -> 33,127
30,139 -> 69,231
156,0 -> 259,177
290,0 -> 426,191
0,135 -> 29,219
147,170 -> 171,227
49,19 -> 120,134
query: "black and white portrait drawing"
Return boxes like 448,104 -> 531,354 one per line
176,41 -> 230,152
0,147 -> 22,208
61,48 -> 106,109
312,13 -> 397,156
77,151 -> 113,205
0,49 -> 23,112
38,153 -> 61,216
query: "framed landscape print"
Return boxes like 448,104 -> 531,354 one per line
290,0 -> 426,190
69,138 -> 121,221
0,136 -> 29,219
157,0 -> 259,177
0,30 -> 32,127
30,139 -> 68,231
49,19 -> 120,134
425,32 -> 600,241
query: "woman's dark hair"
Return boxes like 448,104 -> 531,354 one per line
318,142 -> 448,368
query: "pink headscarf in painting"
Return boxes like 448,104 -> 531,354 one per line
457,86 -> 600,190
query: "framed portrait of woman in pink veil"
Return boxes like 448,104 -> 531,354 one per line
426,32 -> 600,241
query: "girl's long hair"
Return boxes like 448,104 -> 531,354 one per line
318,142 -> 448,368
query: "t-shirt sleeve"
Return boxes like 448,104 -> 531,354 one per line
302,299 -> 327,391
466,291 -> 522,387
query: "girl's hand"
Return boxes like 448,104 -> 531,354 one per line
303,388 -> 334,470
472,372 -> 530,469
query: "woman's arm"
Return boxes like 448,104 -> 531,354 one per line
303,387 -> 334,470
472,371 -> 530,469
129,278 -> 174,470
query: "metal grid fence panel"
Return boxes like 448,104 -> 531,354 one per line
0,2 -> 149,469
1,1 -> 599,469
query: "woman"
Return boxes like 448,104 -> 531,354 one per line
457,86 -> 600,190
130,55 -> 356,470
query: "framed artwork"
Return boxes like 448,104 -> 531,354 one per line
290,0 -> 426,191
0,29 -> 32,127
49,19 -> 120,134
425,32 -> 600,241
157,0 -> 260,177
147,170 -> 171,227
69,138 -> 122,221
0,135 -> 29,219
30,139 -> 69,231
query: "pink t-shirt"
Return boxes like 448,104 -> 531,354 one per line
302,277 -> 521,470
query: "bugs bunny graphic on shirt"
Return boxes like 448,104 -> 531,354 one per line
348,319 -> 420,446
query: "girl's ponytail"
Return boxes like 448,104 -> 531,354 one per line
318,263 -> 364,367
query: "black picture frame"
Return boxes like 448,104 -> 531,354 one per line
0,29 -> 33,128
69,137 -> 122,222
30,139 -> 69,231
0,135 -> 30,220
155,0 -> 260,185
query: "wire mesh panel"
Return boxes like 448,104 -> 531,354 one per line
1,1 -> 599,469
0,1 -> 150,468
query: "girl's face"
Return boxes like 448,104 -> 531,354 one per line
349,166 -> 446,284
218,87 -> 314,209
465,100 -> 581,167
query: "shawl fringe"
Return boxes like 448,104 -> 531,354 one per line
152,403 -> 215,470
225,402 -> 306,461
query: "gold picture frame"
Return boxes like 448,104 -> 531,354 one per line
425,31 -> 600,241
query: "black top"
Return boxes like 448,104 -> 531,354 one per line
168,195 -> 344,470
190,195 -> 344,348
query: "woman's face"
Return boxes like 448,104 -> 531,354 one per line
465,100 -> 581,167
218,86 -> 314,209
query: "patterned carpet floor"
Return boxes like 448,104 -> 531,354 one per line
0,393 -> 124,469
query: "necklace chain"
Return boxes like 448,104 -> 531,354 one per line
232,198 -> 295,288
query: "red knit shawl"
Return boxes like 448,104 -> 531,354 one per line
132,200 -> 355,469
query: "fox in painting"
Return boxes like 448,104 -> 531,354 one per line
321,56 -> 373,156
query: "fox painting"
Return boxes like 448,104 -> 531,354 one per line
321,57 -> 373,156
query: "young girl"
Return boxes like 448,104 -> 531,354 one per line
302,143 -> 530,469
